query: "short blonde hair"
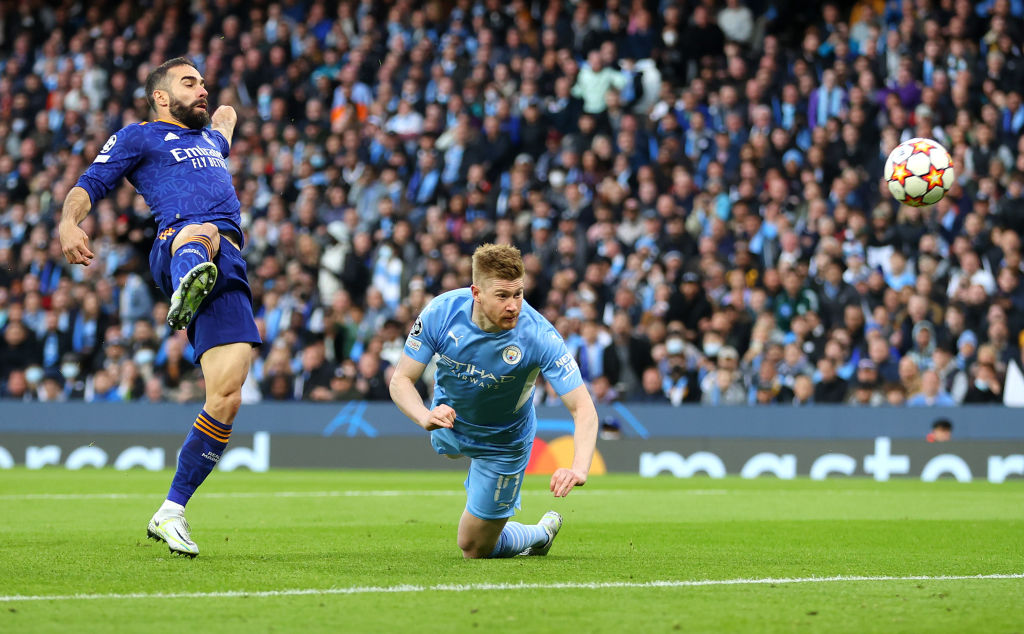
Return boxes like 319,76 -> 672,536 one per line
472,243 -> 524,286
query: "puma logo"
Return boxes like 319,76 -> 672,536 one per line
448,330 -> 464,347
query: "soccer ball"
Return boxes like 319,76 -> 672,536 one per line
883,138 -> 954,207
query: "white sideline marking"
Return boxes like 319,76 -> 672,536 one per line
2,574 -> 1021,603
0,489 -> 728,501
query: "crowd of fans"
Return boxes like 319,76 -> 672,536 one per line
2,0 -> 1024,409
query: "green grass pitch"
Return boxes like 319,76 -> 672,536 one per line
1,469 -> 1022,633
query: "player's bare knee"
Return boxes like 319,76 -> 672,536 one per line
461,548 -> 488,559
458,534 -> 494,558
210,388 -> 242,418
460,542 -> 491,559
198,223 -> 221,255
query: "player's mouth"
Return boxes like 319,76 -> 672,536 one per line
194,101 -> 208,111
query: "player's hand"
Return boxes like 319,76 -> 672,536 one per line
420,404 -> 455,431
210,105 -> 237,130
58,223 -> 94,266
550,467 -> 586,498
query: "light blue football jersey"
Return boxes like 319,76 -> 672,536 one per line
75,119 -> 243,242
404,288 -> 582,450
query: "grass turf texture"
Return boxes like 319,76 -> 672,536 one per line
1,469 -> 1022,633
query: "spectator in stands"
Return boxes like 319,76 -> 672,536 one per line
908,370 -> 957,407
589,375 -> 620,405
602,311 -> 654,399
636,366 -> 670,403
813,357 -> 848,403
791,374 -> 816,406
0,0 -> 1023,416
354,350 -> 390,401
884,383 -> 908,406
295,340 -> 335,401
963,363 -> 1003,403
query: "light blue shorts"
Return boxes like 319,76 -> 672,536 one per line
431,427 -> 531,520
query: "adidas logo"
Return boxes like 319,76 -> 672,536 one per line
164,132 -> 179,141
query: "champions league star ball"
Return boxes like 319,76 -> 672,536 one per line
883,137 -> 955,207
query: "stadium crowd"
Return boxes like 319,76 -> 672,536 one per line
2,0 -> 1024,408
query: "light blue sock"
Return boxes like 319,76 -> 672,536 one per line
488,521 -> 549,558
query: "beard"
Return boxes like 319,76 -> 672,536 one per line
485,305 -> 519,330
169,96 -> 210,130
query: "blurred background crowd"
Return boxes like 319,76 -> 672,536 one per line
2,0 -> 1024,408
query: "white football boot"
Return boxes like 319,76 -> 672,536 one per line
147,512 -> 200,558
520,510 -> 563,556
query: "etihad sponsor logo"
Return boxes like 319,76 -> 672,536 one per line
436,354 -> 515,389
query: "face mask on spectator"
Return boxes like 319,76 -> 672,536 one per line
25,366 -> 44,384
703,342 -> 722,357
135,349 -> 156,365
61,363 -> 80,380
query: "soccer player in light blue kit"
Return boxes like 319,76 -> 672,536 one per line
390,244 -> 598,558
58,58 -> 261,557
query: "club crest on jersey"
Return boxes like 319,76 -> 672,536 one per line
202,130 -> 218,148
101,134 -> 117,153
501,345 -> 523,365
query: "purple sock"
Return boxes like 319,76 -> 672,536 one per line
167,409 -> 230,506
170,236 -> 212,286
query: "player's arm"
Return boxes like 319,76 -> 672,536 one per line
210,105 -> 237,147
389,353 -> 454,431
58,187 -> 96,266
551,383 -> 599,497
61,127 -> 142,266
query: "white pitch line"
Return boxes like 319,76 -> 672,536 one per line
2,574 -> 1021,603
0,489 -> 729,501
0,491 -> 462,501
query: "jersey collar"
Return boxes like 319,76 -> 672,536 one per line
154,118 -> 189,129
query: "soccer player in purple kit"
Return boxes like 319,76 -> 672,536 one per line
58,58 -> 261,557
